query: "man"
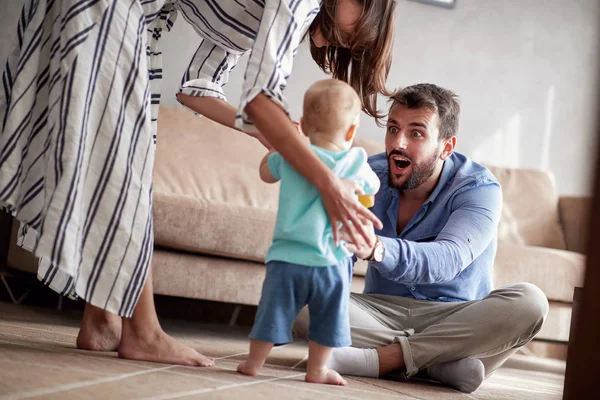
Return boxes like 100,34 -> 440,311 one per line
294,83 -> 549,393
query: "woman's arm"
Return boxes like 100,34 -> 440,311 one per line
176,94 -> 237,129
176,93 -> 272,149
245,93 -> 383,244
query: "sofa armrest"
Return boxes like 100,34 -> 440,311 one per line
559,196 -> 592,254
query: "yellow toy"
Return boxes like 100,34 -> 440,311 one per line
358,194 -> 375,208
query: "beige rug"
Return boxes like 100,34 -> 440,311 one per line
0,302 -> 565,399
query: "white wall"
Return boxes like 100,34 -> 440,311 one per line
2,0 -> 599,195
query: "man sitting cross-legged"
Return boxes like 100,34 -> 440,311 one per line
294,83 -> 549,394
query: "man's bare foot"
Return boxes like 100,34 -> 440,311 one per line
118,328 -> 214,367
76,304 -> 122,351
305,368 -> 348,386
237,360 -> 260,376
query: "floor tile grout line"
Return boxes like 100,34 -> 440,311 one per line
162,369 -> 237,385
0,331 -> 158,371
347,377 -> 443,400
1,326 -> 313,396
0,329 -> 562,399
3,365 -> 178,400
212,341 -> 307,361
213,360 -> 307,373
0,332 -> 162,369
270,380 -> 424,400
0,322 -> 78,337
267,381 -> 382,400
0,328 -> 305,373
0,330 -> 74,346
166,360 -> 424,398
482,382 -> 563,395
291,355 -> 308,370
486,374 -> 565,387
214,351 -> 249,360
1,358 -> 113,377
139,372 -> 307,400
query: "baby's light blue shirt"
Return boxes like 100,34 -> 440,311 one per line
266,145 -> 379,267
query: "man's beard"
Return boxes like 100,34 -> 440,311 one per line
387,148 -> 440,191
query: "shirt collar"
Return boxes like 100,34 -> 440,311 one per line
425,155 -> 454,204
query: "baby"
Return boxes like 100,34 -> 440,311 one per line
236,79 -> 380,386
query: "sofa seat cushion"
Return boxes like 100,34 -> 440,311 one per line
493,243 -> 585,303
152,250 -> 367,305
153,106 -> 383,262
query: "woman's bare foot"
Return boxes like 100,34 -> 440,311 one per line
118,328 -> 214,367
305,368 -> 348,386
76,304 -> 122,351
116,267 -> 213,366
237,360 -> 260,376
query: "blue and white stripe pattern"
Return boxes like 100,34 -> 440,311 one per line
173,0 -> 320,133
0,0 -> 319,317
0,0 -> 166,317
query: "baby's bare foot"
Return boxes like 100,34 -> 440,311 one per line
237,360 -> 259,376
305,368 -> 347,386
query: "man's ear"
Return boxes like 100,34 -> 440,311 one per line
346,124 -> 358,142
440,136 -> 457,160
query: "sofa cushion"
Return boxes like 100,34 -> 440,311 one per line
493,243 -> 585,303
153,106 -> 383,262
152,250 -> 367,305
486,166 -> 566,250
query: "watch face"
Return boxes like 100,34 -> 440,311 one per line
374,243 -> 384,262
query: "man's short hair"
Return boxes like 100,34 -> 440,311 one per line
389,84 -> 460,140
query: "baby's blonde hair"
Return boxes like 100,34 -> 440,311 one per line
302,79 -> 361,141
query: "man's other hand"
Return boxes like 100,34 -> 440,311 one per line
341,219 -> 377,259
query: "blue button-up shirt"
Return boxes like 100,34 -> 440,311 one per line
364,152 -> 502,302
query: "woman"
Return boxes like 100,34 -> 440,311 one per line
0,0 -> 396,366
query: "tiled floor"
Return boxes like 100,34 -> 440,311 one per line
0,302 -> 566,399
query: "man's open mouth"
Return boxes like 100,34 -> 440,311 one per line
391,155 -> 412,171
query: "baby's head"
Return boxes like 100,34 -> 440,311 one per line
301,79 -> 361,151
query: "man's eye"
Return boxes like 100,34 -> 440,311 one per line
413,130 -> 423,137
388,126 -> 398,134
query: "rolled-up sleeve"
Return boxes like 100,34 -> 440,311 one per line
235,0 -> 320,133
178,40 -> 240,103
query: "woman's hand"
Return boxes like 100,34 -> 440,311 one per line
320,177 -> 383,246
247,131 -> 273,150
339,218 -> 377,259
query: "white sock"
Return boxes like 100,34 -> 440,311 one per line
426,358 -> 485,393
326,347 -> 379,378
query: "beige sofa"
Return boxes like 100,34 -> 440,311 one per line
3,106 -> 588,345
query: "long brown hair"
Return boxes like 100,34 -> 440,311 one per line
309,0 -> 396,125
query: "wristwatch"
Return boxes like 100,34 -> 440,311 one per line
365,236 -> 385,263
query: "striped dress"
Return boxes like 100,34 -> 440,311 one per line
0,0 -> 320,317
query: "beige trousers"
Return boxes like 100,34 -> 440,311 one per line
294,283 -> 549,378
